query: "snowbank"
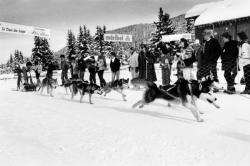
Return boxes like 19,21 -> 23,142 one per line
195,0 -> 250,26
185,1 -> 219,19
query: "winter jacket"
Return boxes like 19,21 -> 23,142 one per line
239,42 -> 250,67
33,64 -> 42,74
61,60 -> 69,73
110,58 -> 121,73
97,56 -> 107,71
221,40 -> 238,62
128,52 -> 139,68
202,38 -> 221,64
78,58 -> 86,72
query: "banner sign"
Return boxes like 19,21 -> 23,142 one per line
104,34 -> 132,43
0,21 -> 50,38
162,33 -> 192,42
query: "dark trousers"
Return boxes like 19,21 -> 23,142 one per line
17,73 -> 22,90
61,72 -> 68,85
79,70 -> 85,81
223,63 -> 237,87
89,72 -> 96,84
243,64 -> 250,89
197,63 -> 218,80
97,70 -> 106,87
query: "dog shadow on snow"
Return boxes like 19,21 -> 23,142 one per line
94,105 -> 195,124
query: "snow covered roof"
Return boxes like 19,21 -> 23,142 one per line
195,0 -> 250,26
185,2 -> 218,19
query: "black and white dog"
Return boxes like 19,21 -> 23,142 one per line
131,77 -> 219,122
102,78 -> 129,101
70,80 -> 102,104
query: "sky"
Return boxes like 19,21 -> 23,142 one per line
0,0 -> 219,63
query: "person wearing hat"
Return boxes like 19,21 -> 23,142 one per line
199,29 -> 221,82
237,31 -> 250,94
221,32 -> 239,93
60,54 -> 69,85
110,52 -> 121,82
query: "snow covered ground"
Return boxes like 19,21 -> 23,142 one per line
0,68 -> 250,166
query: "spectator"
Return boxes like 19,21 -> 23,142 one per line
221,32 -> 239,93
178,38 -> 196,80
138,44 -> 147,79
128,47 -> 139,80
78,54 -> 86,81
97,54 -> 107,87
193,39 -> 203,79
237,32 -> 250,94
159,45 -> 172,85
45,60 -> 56,80
88,56 -> 97,84
110,52 -> 121,82
22,61 -> 33,84
33,60 -> 42,85
70,57 -> 79,79
199,29 -> 221,81
60,54 -> 69,85
15,64 -> 23,90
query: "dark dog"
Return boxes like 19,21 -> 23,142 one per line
159,77 -> 220,109
102,78 -> 129,101
131,78 -> 205,122
71,80 -> 102,104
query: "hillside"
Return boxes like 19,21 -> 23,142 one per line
54,14 -> 186,55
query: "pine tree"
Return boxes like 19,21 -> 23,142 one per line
67,29 -> 77,60
150,7 -> 175,48
77,25 -> 89,57
32,36 -> 53,67
94,25 -> 108,54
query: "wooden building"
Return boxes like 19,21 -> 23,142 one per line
186,0 -> 250,45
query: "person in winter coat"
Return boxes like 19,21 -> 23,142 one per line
193,39 -> 204,80
22,62 -> 33,84
97,54 -> 107,87
78,55 -> 86,81
177,38 -> 196,80
159,45 -> 172,85
237,32 -> 250,94
88,56 -> 97,84
60,54 -> 69,85
15,64 -> 23,90
70,57 -> 79,79
128,47 -> 139,80
138,44 -> 147,80
33,60 -> 43,85
110,52 -> 121,82
221,32 -> 239,93
199,29 -> 221,81
45,60 -> 56,80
